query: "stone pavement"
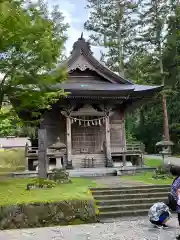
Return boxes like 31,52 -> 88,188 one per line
0,216 -> 179,240
94,176 -> 149,187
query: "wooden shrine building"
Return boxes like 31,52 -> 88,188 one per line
26,36 -> 162,170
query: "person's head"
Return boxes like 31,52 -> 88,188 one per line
170,165 -> 180,177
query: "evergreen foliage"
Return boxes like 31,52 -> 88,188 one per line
85,0 -> 180,153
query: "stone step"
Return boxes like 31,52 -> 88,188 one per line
71,156 -> 105,159
98,203 -> 154,212
71,154 -> 106,169
98,209 -> 149,218
91,187 -> 170,195
90,185 -> 170,191
93,192 -> 169,200
95,197 -> 166,206
71,154 -> 105,159
71,157 -> 106,160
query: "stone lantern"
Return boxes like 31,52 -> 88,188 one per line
48,137 -> 67,169
156,140 -> 174,166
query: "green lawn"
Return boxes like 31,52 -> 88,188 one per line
121,172 -> 173,185
0,178 -> 99,206
120,157 -> 173,185
0,149 -> 25,172
144,157 -> 162,168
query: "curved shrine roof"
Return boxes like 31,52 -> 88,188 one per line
57,35 -> 132,84
53,35 -> 163,100
55,83 -> 162,92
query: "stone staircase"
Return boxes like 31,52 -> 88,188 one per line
71,154 -> 106,168
90,185 -> 170,219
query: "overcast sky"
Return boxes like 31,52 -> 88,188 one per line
46,0 -> 102,59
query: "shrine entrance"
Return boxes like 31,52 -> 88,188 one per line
71,116 -> 105,154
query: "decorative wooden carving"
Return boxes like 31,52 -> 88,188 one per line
69,55 -> 95,72
98,104 -> 115,116
70,104 -> 105,116
61,104 -> 76,117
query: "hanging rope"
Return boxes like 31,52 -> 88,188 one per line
69,116 -> 107,127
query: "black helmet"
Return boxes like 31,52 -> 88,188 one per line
170,165 -> 180,176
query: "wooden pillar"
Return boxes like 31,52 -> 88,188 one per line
66,116 -> 73,169
25,143 -> 29,171
105,116 -> 113,167
25,157 -> 29,171
137,155 -> 142,166
121,110 -> 126,166
38,129 -> 47,178
122,154 -> 126,166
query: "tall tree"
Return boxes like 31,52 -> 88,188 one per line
85,0 -> 180,153
163,2 -> 180,88
0,0 -> 68,123
126,2 -> 180,152
136,0 -> 170,141
163,3 -> 180,151
126,50 -> 164,152
84,0 -> 139,74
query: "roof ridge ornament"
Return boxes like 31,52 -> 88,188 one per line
80,32 -> 83,39
71,35 -> 93,55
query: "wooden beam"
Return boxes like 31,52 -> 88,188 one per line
120,110 -> 127,166
105,116 -> 113,167
137,155 -> 142,166
66,116 -> 73,169
38,129 -> 47,178
122,154 -> 126,166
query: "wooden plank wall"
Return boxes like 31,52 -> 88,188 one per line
40,109 -> 66,147
71,123 -> 104,154
110,110 -> 126,148
41,108 -> 126,151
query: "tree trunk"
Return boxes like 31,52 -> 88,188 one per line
117,2 -> 124,77
162,93 -> 170,141
159,40 -> 170,141
0,92 -> 4,110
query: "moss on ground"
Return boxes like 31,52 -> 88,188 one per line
0,177 -> 100,206
0,177 -> 99,229
120,172 -> 172,185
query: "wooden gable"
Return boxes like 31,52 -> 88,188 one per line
62,34 -> 133,85
67,69 -> 111,84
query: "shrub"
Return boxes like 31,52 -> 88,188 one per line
156,165 -> 169,175
49,168 -> 72,184
152,165 -> 173,179
0,200 -> 97,229
26,178 -> 56,190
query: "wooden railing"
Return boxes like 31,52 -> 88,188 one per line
26,143 -> 145,157
25,146 -> 38,157
25,146 -> 67,157
111,143 -> 145,154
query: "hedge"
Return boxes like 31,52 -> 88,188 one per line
0,200 -> 97,230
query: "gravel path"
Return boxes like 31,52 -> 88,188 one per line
0,216 -> 179,240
